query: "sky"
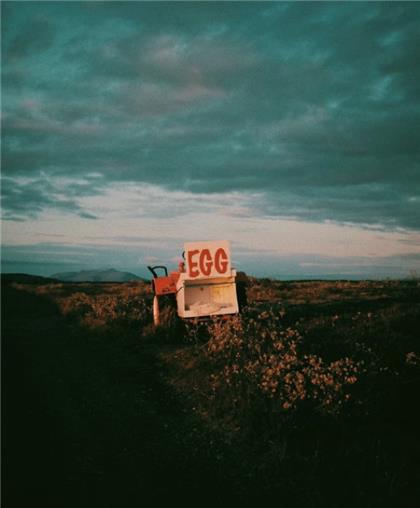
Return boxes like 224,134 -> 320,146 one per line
1,1 -> 420,279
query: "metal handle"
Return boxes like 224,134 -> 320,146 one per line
147,265 -> 168,278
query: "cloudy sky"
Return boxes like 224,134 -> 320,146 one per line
1,1 -> 420,279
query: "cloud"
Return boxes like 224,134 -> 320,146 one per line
4,15 -> 56,60
0,175 -> 102,221
1,1 -> 419,232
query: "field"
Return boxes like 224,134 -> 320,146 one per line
2,276 -> 420,507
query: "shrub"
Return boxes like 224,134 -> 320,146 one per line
206,310 -> 361,416
57,289 -> 152,331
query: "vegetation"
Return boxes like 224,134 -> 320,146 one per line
162,279 -> 420,504
3,277 -> 420,506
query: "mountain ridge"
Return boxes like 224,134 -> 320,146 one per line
51,268 -> 142,282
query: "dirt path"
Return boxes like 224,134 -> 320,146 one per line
2,286 -> 235,507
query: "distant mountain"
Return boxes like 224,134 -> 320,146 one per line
51,268 -> 142,282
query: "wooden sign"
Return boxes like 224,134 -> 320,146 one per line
184,240 -> 231,279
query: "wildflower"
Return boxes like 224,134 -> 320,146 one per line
406,352 -> 420,366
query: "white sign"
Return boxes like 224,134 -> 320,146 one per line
184,240 -> 231,279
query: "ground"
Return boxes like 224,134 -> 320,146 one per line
2,277 -> 420,507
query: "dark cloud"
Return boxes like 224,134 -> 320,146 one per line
4,16 -> 55,60
0,175 -> 100,221
1,2 -> 419,230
